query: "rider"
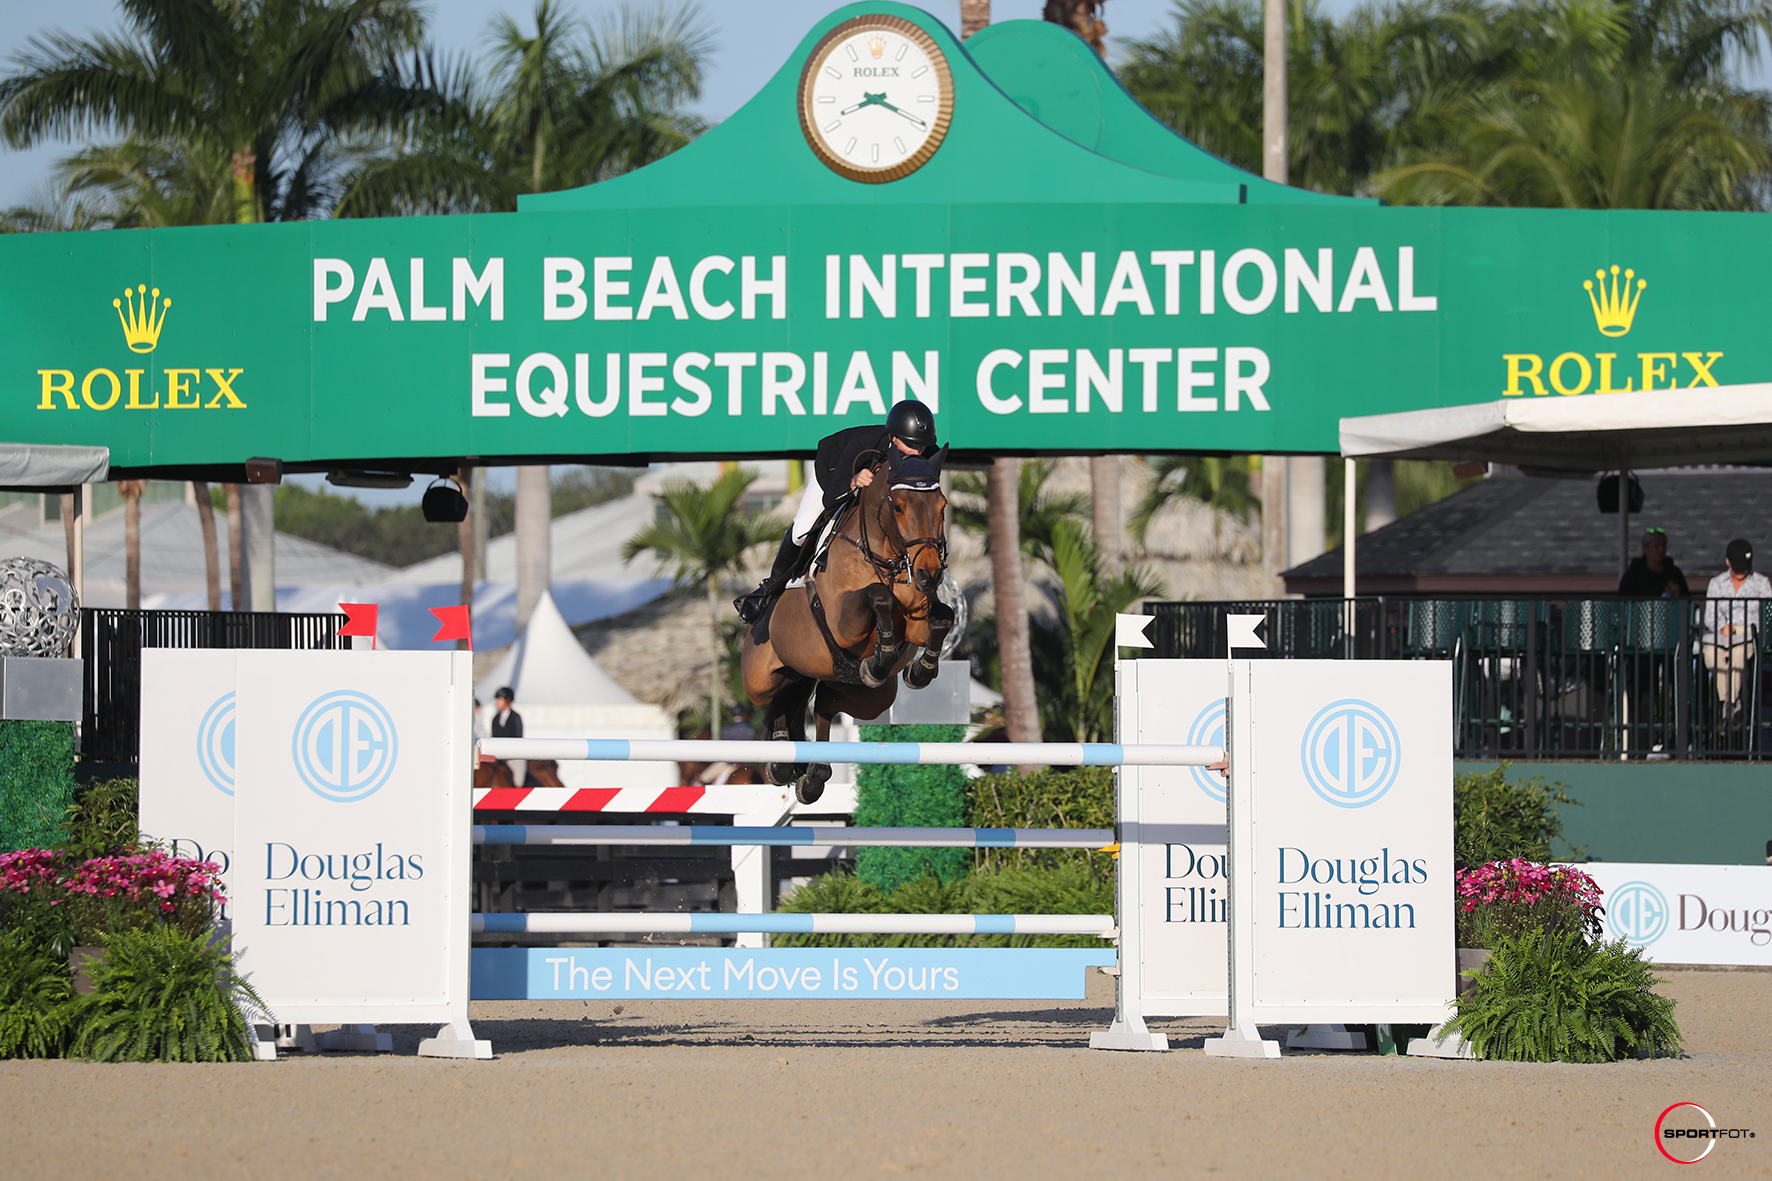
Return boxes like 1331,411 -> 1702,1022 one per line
735,400 -> 940,625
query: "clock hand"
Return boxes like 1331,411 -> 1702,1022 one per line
883,103 -> 928,129
838,92 -> 890,116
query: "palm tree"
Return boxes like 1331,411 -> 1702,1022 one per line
1129,455 -> 1260,551
1375,1 -> 1772,209
1032,521 -> 1165,742
191,481 -> 221,611
622,469 -> 781,734
337,0 -> 712,215
1118,0 -> 1505,195
985,459 -> 1042,761
951,459 -> 1092,569
119,480 -> 147,609
0,0 -> 436,224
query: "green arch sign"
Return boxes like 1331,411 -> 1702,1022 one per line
0,4 -> 1756,477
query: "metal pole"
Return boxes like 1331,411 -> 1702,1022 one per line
1620,465 -> 1631,578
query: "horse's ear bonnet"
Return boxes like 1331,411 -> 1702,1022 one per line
889,453 -> 942,491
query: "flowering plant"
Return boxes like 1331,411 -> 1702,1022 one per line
1455,859 -> 1604,948
0,847 -> 224,949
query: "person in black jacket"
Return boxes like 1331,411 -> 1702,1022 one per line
1617,527 -> 1690,597
490,685 -> 528,786
735,401 -> 940,625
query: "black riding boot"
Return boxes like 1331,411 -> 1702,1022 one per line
735,530 -> 803,625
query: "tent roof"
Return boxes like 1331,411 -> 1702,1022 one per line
0,443 -> 108,490
1340,383 -> 1772,472
475,588 -> 636,708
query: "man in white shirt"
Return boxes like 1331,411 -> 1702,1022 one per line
1702,539 -> 1772,709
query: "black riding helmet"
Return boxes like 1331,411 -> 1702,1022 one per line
887,400 -> 937,452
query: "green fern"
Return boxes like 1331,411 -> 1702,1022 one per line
1443,924 -> 1682,1062
67,927 -> 266,1063
0,930 -> 74,1058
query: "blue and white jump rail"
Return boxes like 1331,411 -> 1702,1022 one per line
476,737 -> 1222,768
474,913 -> 1115,936
473,825 -> 1116,849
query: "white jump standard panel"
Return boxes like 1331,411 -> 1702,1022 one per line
1206,659 -> 1454,1059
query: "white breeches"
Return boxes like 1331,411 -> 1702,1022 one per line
790,470 -> 829,545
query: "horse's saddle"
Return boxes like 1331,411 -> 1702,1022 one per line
784,496 -> 857,589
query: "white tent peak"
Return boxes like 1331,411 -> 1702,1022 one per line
475,588 -> 635,707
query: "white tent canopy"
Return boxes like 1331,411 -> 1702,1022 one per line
0,442 -> 108,489
1340,382 -> 1772,472
475,588 -> 675,790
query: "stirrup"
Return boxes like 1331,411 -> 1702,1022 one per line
735,589 -> 769,625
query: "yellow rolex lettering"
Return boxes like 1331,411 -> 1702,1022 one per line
1548,353 -> 1591,396
125,370 -> 156,409
1502,354 -> 1547,396
37,370 -> 76,410
81,369 -> 121,411
1595,353 -> 1633,393
164,368 -> 200,409
1682,351 -> 1723,387
203,368 -> 245,409
1639,352 -> 1675,391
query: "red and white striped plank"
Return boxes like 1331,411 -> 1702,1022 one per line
471,783 -> 858,814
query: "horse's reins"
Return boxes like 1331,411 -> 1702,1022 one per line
832,462 -> 947,617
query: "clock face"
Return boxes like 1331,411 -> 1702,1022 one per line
798,16 -> 954,183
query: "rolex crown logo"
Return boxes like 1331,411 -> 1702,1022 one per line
1583,265 -> 1645,338
867,35 -> 886,58
114,283 -> 171,353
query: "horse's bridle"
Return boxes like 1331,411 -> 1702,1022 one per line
831,463 -> 947,612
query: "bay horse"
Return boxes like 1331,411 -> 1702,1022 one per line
474,758 -> 565,792
740,448 -> 956,803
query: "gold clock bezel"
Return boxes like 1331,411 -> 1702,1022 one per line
797,15 -> 955,184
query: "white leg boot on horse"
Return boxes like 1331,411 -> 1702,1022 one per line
741,449 -> 952,805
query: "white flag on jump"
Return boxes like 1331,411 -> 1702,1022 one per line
1227,613 -> 1268,651
1115,613 -> 1155,649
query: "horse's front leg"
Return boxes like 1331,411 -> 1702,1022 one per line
903,600 -> 956,690
859,583 -> 901,688
764,678 -> 812,787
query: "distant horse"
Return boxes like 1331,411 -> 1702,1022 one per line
740,448 -> 955,803
474,758 -> 565,792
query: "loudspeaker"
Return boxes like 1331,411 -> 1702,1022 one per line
1597,473 -> 1644,514
422,479 -> 469,523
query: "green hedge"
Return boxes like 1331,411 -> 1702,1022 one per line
966,766 -> 1114,873
853,724 -> 968,889
0,722 -> 76,854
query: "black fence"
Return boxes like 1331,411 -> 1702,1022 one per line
1147,597 -> 1772,761
80,609 -> 347,763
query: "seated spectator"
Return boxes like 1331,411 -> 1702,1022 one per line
1702,539 -> 1772,710
1618,527 -> 1690,597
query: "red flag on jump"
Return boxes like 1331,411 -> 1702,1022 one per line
337,602 -> 378,651
430,604 -> 472,648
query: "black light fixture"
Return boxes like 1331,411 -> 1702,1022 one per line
422,477 -> 469,522
1596,473 -> 1645,514
243,457 -> 283,484
327,470 -> 413,490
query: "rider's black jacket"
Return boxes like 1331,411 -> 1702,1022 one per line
812,425 -> 936,514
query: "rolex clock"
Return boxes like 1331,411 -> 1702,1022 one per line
798,15 -> 955,183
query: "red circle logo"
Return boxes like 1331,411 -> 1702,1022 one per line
1657,1103 -> 1717,1164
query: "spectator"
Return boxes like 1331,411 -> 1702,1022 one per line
491,685 -> 528,786
1703,540 -> 1772,710
1618,527 -> 1690,597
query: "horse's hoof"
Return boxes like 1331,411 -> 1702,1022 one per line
904,659 -> 938,689
794,764 -> 831,805
766,762 -> 796,787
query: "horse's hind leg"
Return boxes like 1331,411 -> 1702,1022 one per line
791,686 -> 842,806
765,677 -> 813,787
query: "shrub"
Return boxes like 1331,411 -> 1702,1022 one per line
1454,764 -> 1582,868
0,847 -> 223,953
1456,859 -> 1604,949
0,721 -> 77,853
854,725 -> 969,889
774,861 -> 1113,948
0,929 -> 74,1059
966,767 -> 1114,874
67,926 -> 265,1063
1443,924 -> 1682,1062
60,777 -> 139,860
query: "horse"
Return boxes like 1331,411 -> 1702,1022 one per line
473,758 -> 565,792
740,448 -> 956,803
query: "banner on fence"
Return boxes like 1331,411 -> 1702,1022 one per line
1119,659 -> 1228,1015
138,649 -> 243,927
471,947 -> 1116,1000
231,650 -> 473,1023
1584,862 -> 1772,967
1227,659 -> 1454,1024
